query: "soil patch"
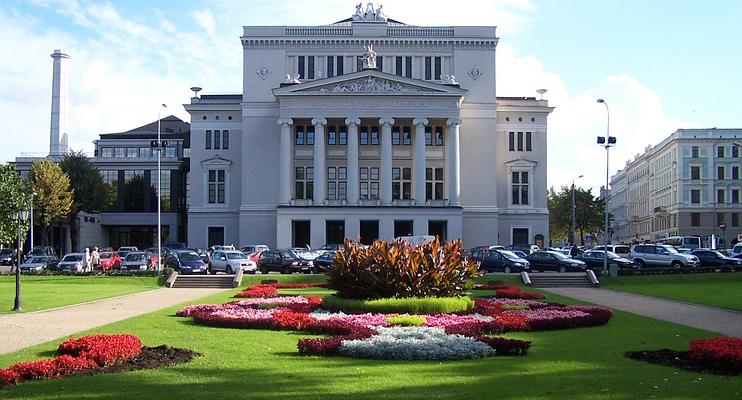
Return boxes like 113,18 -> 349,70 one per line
79,346 -> 198,376
625,349 -> 740,376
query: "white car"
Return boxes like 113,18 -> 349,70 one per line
57,253 -> 84,272
209,250 -> 257,274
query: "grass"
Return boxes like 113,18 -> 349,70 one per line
0,275 -> 160,314
601,273 -> 742,311
1,274 -> 740,399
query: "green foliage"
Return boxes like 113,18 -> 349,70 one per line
59,152 -> 110,213
0,164 -> 31,245
548,185 -> 611,245
386,315 -> 427,326
321,295 -> 474,314
25,160 -> 73,245
329,238 -> 479,300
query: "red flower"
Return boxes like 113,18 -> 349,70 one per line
272,311 -> 315,330
689,337 -> 742,371
0,369 -> 20,386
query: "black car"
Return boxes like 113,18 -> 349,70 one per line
258,249 -> 315,274
479,249 -> 530,273
313,251 -> 337,272
690,249 -> 742,268
576,250 -> 636,270
25,246 -> 58,262
467,245 -> 504,262
166,250 -> 209,274
527,251 -> 587,272
0,248 -> 15,266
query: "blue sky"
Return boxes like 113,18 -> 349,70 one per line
0,0 -> 740,193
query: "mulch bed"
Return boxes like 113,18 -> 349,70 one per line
78,346 -> 198,376
625,349 -> 741,376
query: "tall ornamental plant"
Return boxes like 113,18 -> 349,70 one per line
328,238 -> 478,300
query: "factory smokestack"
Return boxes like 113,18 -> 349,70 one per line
49,49 -> 70,157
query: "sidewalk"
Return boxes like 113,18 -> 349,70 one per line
543,287 -> 742,337
0,288 -> 227,355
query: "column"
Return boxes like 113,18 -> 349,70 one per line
312,117 -> 327,204
345,117 -> 361,205
277,118 -> 293,205
447,118 -> 461,206
413,117 -> 428,205
379,117 -> 395,205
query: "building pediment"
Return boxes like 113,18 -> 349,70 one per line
504,158 -> 538,168
201,154 -> 233,167
273,70 -> 467,97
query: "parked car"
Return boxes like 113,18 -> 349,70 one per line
690,249 -> 742,268
318,243 -> 344,253
166,250 -> 208,274
479,249 -> 530,273
591,244 -> 631,258
258,249 -> 315,274
526,251 -> 587,272
0,248 -> 15,266
98,251 -> 121,270
467,245 -> 505,262
629,244 -> 700,269
190,248 -> 210,264
505,244 -> 540,255
294,249 -> 322,261
395,235 -> 436,246
240,245 -> 270,254
511,250 -> 529,260
576,250 -> 635,270
121,251 -> 150,271
19,256 -> 58,273
57,253 -> 85,272
312,251 -> 337,272
145,247 -> 161,268
117,246 -> 138,259
730,243 -> 742,258
209,250 -> 256,274
25,246 -> 58,262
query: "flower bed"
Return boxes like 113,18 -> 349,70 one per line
0,334 -> 195,388
627,337 -> 742,375
472,284 -> 546,300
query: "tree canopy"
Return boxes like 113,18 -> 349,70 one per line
59,151 -> 111,213
0,164 -> 32,246
548,185 -> 610,246
25,160 -> 73,245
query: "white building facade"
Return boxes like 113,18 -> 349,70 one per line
186,6 -> 553,249
609,128 -> 742,247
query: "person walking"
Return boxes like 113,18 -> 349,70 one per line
91,247 -> 100,271
570,245 -> 580,258
82,248 -> 91,273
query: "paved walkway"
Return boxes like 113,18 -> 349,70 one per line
0,288 -> 227,355
543,287 -> 742,337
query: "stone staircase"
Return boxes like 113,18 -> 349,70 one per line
166,270 -> 242,289
522,271 -> 599,288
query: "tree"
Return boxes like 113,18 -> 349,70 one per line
25,160 -> 73,245
0,164 -> 31,246
59,152 -> 111,251
548,185 -> 610,246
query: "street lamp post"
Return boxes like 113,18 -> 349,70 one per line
152,104 -> 168,277
571,175 -> 584,246
12,209 -> 30,312
597,98 -> 616,276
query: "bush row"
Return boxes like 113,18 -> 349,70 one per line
321,295 -> 474,314
618,267 -> 738,276
688,337 -> 742,372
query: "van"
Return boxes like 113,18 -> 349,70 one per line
592,244 -> 630,258
395,235 -> 436,246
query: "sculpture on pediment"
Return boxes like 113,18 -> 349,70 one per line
443,75 -> 459,85
361,45 -> 377,70
318,77 -> 416,93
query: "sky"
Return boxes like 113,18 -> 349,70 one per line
1,0 -> 740,194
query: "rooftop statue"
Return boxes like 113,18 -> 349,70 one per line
352,2 -> 386,22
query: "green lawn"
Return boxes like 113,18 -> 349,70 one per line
1,275 -> 739,399
0,275 -> 160,314
601,273 -> 742,311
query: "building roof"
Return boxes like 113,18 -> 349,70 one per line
99,115 -> 190,139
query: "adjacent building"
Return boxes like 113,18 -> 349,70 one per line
608,128 -> 742,247
185,5 -> 553,249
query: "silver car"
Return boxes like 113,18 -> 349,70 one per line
629,244 -> 700,269
19,256 -> 57,273
209,250 -> 257,274
121,251 -> 149,271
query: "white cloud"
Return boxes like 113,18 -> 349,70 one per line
192,9 -> 217,38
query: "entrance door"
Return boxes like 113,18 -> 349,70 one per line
207,227 -> 225,247
394,220 -> 414,238
326,220 -> 345,244
512,228 -> 529,245
292,220 -> 311,248
428,221 -> 447,242
359,220 -> 379,245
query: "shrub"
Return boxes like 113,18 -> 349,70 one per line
689,337 -> 742,371
475,336 -> 531,356
495,286 -> 545,300
387,315 -> 427,327
322,295 -> 474,314
328,238 -> 478,300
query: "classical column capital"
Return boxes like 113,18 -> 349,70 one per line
412,117 -> 429,127
344,117 -> 361,126
378,117 -> 395,126
447,118 -> 462,127
311,117 -> 327,127
277,117 -> 293,126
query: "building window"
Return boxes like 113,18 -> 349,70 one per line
206,130 -> 212,149
425,167 -> 444,200
307,126 -> 315,145
376,56 -> 383,71
158,170 -> 171,211
371,127 -> 379,145
718,146 -> 725,158
512,171 -> 529,205
114,147 -> 125,158
405,56 -> 412,78
434,56 -> 442,80
213,130 -> 221,149
395,56 -> 402,76
717,189 -> 725,204
139,147 -> 151,157
691,146 -> 699,158
424,57 -> 432,80
126,147 -> 138,158
208,169 -> 225,204
394,56 -> 412,77
425,127 -> 432,145
718,166 -> 725,180
402,126 -> 411,145
732,189 -> 739,204
360,127 -> 368,145
392,167 -> 412,200
165,145 -> 176,158
328,127 -> 336,145
298,56 -> 304,79
327,167 -> 347,200
423,57 -> 441,81
222,130 -> 229,150
294,167 -> 314,200
359,167 -> 379,199
294,125 -> 315,145
435,127 -> 443,146
691,212 -> 701,227
295,126 -> 304,145
101,147 -> 113,158
733,166 -> 739,180
327,56 -> 342,78
690,166 -> 700,180
732,213 -> 739,227
526,132 -> 532,151
691,189 -> 701,204
392,127 -> 401,145
734,145 -> 740,158
508,132 -> 515,151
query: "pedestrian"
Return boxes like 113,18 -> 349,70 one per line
570,245 -> 580,258
82,247 -> 91,272
91,247 -> 100,271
